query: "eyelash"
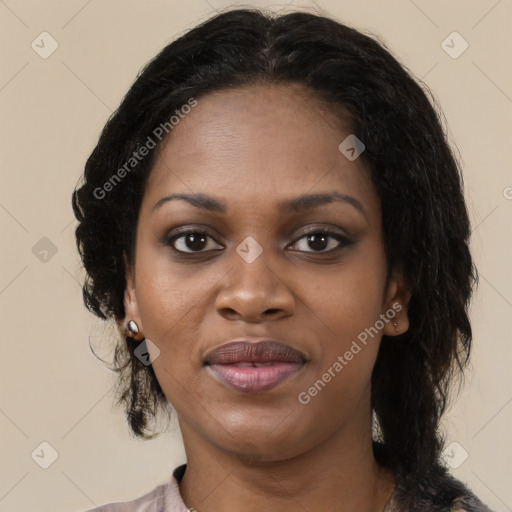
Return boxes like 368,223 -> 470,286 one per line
162,226 -> 353,256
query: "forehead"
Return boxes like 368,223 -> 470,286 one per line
143,83 -> 379,219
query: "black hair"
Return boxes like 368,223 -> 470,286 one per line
72,8 -> 477,493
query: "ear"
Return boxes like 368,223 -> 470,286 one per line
382,269 -> 411,337
117,254 -> 144,341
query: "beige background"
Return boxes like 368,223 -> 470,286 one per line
0,1 -> 511,511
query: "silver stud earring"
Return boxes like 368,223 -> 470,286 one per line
127,320 -> 139,335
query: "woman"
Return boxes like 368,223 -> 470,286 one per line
72,8 -> 494,512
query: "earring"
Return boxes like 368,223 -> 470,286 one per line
127,320 -> 139,335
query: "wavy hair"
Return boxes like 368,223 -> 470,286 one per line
72,8 -> 477,491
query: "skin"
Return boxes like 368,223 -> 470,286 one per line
122,83 -> 410,512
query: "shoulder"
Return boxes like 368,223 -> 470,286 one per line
78,465 -> 189,512
80,480 -> 171,512
389,462 -> 495,512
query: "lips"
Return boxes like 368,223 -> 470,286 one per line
204,340 -> 307,365
204,340 -> 308,393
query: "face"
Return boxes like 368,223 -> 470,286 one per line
123,83 -> 409,462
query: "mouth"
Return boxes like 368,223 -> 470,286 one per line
204,340 -> 308,393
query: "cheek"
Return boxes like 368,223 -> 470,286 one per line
133,249 -> 195,367
293,275 -> 384,436
300,246 -> 387,398
306,248 -> 387,348
133,244 -> 227,402
135,240 -> 206,334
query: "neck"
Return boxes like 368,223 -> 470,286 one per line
177,410 -> 395,512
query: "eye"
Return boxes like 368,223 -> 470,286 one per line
163,226 -> 353,255
164,229 -> 223,253
289,228 -> 352,253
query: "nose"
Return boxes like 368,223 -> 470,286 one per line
215,249 -> 295,323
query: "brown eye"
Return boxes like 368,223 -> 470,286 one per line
289,229 -> 352,253
165,229 -> 223,253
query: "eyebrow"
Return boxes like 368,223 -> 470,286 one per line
152,191 -> 369,222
